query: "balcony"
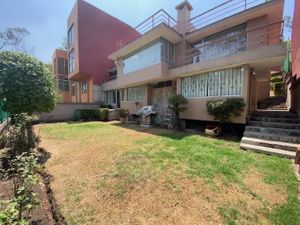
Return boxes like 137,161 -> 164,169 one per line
173,20 -> 284,68
188,0 -> 279,33
109,10 -> 181,60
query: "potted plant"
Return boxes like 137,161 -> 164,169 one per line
168,94 -> 188,130
118,108 -> 129,124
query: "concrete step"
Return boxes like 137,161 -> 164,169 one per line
241,137 -> 299,152
252,110 -> 297,118
243,131 -> 300,144
240,143 -> 296,158
250,117 -> 300,124
245,126 -> 300,137
248,121 -> 300,130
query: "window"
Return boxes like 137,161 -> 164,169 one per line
58,79 -> 69,92
106,91 -> 115,104
68,25 -> 74,48
123,39 -> 174,74
192,23 -> 247,63
127,85 -> 146,101
181,67 -> 243,98
121,89 -> 127,101
81,81 -> 88,94
58,58 -> 68,75
68,50 -> 75,73
71,83 -> 76,96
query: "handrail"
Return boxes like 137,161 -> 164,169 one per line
115,9 -> 177,50
172,20 -> 283,67
188,0 -> 270,33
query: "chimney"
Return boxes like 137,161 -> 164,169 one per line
176,0 -> 193,35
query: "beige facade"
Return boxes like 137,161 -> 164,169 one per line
102,0 -> 286,124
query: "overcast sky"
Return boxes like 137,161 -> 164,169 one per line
0,0 -> 294,63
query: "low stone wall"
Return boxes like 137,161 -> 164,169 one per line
39,103 -> 99,122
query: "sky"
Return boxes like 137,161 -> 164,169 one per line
0,0 -> 295,63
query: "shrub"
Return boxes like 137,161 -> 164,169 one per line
273,82 -> 285,96
168,94 -> 188,130
98,108 -> 109,121
117,108 -> 129,118
74,109 -> 97,121
0,51 -> 56,115
207,98 -> 245,122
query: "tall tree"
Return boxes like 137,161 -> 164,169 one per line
0,52 -> 56,115
0,27 -> 30,52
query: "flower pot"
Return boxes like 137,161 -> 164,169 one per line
205,125 -> 221,137
120,117 -> 127,124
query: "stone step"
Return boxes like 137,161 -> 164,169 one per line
240,143 -> 296,158
243,131 -> 300,144
248,121 -> 300,130
245,126 -> 300,137
250,117 -> 300,124
241,137 -> 299,152
252,110 -> 297,118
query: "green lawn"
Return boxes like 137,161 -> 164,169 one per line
35,122 -> 300,225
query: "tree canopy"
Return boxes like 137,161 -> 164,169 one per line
0,27 -> 30,52
0,51 -> 56,115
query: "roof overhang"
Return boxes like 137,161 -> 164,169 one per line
109,23 -> 182,60
186,0 -> 284,43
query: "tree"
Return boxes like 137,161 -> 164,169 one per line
284,15 -> 293,31
0,52 -> 56,115
168,94 -> 188,130
0,27 -> 30,52
59,36 -> 68,50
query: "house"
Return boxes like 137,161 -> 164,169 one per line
52,0 -> 137,103
103,0 -> 286,125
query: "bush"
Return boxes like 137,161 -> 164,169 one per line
0,52 -> 56,115
168,94 -> 188,130
207,98 -> 245,122
117,108 -> 129,118
98,108 -> 109,121
74,109 -> 97,121
273,82 -> 285,96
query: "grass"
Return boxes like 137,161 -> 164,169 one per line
35,122 -> 300,225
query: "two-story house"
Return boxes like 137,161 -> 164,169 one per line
103,0 -> 286,125
52,0 -> 137,103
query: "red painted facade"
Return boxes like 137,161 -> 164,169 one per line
292,0 -> 300,79
68,0 -> 136,84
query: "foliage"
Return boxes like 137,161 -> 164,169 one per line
117,108 -> 129,118
168,94 -> 188,130
0,52 -> 56,115
0,27 -> 30,52
207,98 -> 245,122
0,153 -> 39,224
271,73 -> 285,96
59,37 -> 68,50
100,103 -> 113,109
74,109 -> 97,121
98,108 -> 109,121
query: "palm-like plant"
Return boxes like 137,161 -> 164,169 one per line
168,94 -> 188,130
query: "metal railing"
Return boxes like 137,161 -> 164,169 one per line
0,101 -> 9,124
173,20 -> 283,67
188,0 -> 272,33
116,9 -> 177,49
102,65 -> 117,83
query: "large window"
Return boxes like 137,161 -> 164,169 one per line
123,39 -> 174,75
181,67 -> 243,98
68,25 -> 74,48
68,50 -> 75,73
58,58 -> 68,75
192,23 -> 247,63
81,81 -> 88,94
58,79 -> 69,92
127,85 -> 146,101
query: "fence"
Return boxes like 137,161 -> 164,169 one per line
0,101 -> 9,124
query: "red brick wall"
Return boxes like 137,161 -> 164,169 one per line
292,0 -> 300,79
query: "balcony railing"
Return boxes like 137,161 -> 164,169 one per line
116,9 -> 177,49
173,20 -> 283,67
188,0 -> 272,33
102,65 -> 117,83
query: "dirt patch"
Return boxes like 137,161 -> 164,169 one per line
244,168 -> 287,205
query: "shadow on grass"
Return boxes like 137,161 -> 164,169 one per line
112,122 -> 240,143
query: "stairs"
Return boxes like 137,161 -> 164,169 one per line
240,97 -> 300,158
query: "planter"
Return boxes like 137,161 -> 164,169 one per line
205,125 -> 221,137
119,117 -> 127,124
